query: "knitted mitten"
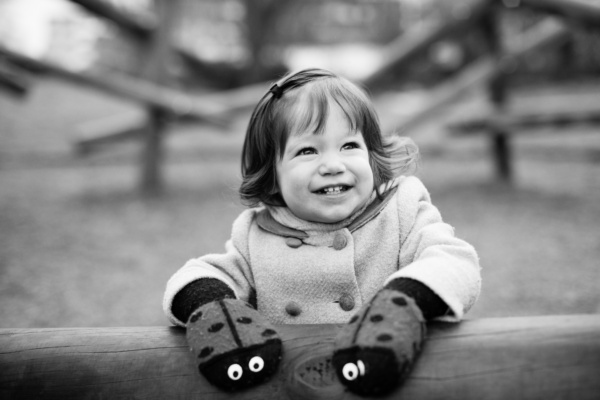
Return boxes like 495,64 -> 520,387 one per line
332,289 -> 425,397
186,298 -> 282,392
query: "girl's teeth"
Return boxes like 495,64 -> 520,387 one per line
324,186 -> 343,194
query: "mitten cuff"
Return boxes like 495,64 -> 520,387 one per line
385,278 -> 449,320
172,278 -> 236,323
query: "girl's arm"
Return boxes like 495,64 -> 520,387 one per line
333,176 -> 481,396
387,175 -> 481,321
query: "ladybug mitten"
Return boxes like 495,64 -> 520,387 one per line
186,298 -> 283,392
332,288 -> 425,397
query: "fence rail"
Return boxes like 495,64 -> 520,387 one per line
1,315 -> 599,400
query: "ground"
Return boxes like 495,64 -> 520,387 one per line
1,78 -> 599,328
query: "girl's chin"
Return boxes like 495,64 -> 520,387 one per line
303,207 -> 359,224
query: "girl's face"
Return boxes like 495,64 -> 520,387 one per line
275,102 -> 374,223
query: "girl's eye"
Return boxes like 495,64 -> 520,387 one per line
342,142 -> 360,150
297,147 -> 316,156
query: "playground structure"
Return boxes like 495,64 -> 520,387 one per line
1,0 -> 599,192
1,0 -> 600,399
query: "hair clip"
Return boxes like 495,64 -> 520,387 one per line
269,82 -> 283,99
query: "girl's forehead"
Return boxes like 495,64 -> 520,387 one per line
286,93 -> 359,137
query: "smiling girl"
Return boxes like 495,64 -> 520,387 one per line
163,68 -> 481,395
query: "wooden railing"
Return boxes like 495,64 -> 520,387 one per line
1,314 -> 599,399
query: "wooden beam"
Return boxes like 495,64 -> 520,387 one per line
68,0 -> 156,38
0,57 -> 29,97
73,112 -> 146,155
360,0 -> 494,87
1,315 -> 599,399
448,105 -> 600,133
0,46 -> 228,125
516,0 -> 600,26
72,82 -> 267,155
388,17 -> 570,135
201,81 -> 271,114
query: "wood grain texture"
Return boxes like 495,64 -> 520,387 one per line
1,315 -> 599,399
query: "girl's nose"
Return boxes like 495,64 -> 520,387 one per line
318,155 -> 346,175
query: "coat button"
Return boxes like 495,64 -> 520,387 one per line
285,237 -> 303,248
339,294 -> 355,311
285,302 -> 302,317
332,233 -> 347,250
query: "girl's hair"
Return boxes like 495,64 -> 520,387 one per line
240,68 -> 419,207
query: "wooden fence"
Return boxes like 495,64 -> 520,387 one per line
1,314 -> 599,399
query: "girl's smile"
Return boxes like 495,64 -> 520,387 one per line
275,102 -> 374,223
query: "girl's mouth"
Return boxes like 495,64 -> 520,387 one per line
315,185 -> 350,195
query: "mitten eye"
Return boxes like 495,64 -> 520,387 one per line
227,364 -> 243,381
248,356 -> 265,372
342,362 -> 359,381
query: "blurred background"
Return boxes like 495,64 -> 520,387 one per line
1,0 -> 599,328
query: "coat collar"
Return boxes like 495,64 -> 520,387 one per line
255,186 -> 398,239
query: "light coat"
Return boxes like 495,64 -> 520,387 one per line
163,176 -> 481,327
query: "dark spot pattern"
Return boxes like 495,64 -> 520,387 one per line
262,329 -> 276,337
208,322 -> 224,333
370,315 -> 383,322
189,311 -> 202,323
237,317 -> 252,324
198,346 -> 213,358
377,334 -> 393,342
392,297 -> 408,306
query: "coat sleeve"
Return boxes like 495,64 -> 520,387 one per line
162,209 -> 257,326
384,176 -> 481,322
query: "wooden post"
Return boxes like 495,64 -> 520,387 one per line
1,315 -> 599,400
481,7 -> 512,181
137,0 -> 182,195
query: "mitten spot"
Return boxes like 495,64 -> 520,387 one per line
370,314 -> 384,322
237,317 -> 252,324
262,329 -> 277,337
392,296 -> 408,307
285,302 -> 302,317
189,311 -> 202,323
208,322 -> 224,333
339,294 -> 355,311
198,346 -> 213,358
377,333 -> 393,342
